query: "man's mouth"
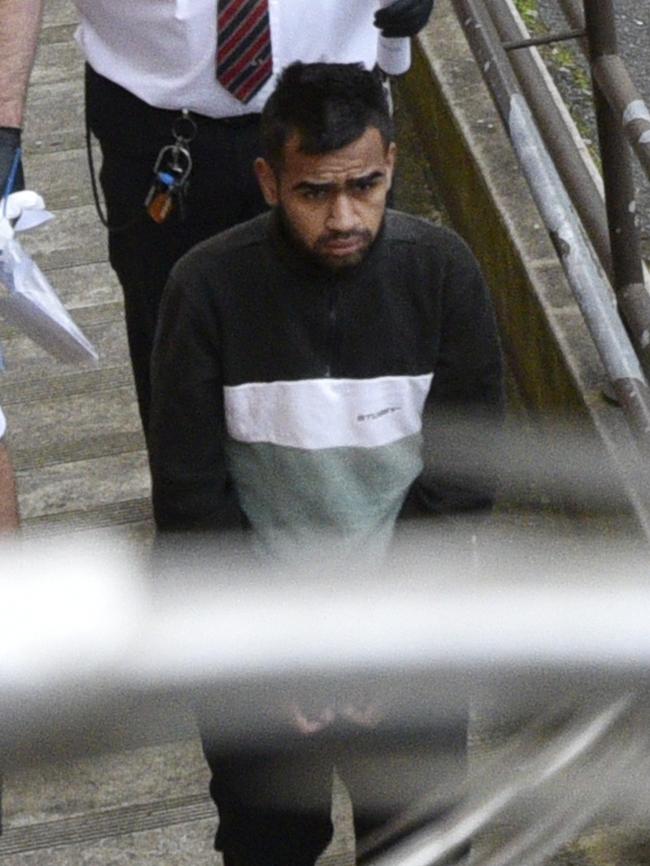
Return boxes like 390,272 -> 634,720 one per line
325,238 -> 364,254
318,232 -> 371,257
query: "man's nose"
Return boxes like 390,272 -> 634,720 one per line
326,193 -> 358,233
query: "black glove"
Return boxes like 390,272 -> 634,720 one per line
374,0 -> 435,38
0,127 -> 23,199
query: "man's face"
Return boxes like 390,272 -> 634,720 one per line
255,127 -> 396,270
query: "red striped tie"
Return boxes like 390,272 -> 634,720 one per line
216,0 -> 273,104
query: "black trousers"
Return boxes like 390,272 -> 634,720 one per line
199,716 -> 467,866
85,65 -> 268,432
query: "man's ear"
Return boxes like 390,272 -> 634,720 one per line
254,157 -> 279,206
385,142 -> 397,191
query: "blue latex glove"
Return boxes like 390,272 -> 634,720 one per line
374,0 -> 435,38
0,128 -> 23,200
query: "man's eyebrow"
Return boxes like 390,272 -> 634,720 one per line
292,180 -> 336,193
346,170 -> 384,187
292,170 -> 386,193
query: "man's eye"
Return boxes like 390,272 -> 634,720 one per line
303,188 -> 328,200
354,178 -> 379,193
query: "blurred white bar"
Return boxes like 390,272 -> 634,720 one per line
0,530 -> 649,722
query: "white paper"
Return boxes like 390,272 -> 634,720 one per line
13,207 -> 54,233
0,191 -> 98,364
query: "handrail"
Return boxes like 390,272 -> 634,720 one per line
582,0 -> 650,394
486,0 -> 650,384
492,2 -> 612,279
449,0 -> 650,449
555,0 -> 650,183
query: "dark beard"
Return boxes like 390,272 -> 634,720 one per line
277,205 -> 378,271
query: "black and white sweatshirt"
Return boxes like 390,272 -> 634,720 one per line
149,209 -> 504,559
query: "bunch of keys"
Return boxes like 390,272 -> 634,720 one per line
145,110 -> 197,224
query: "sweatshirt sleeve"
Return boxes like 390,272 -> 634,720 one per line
410,234 -> 505,516
148,268 -> 242,532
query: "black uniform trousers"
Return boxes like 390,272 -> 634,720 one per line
85,65 -> 268,432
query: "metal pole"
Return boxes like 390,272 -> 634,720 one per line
555,0 -> 587,47
502,29 -> 585,51
592,57 -> 650,184
366,697 -> 634,866
582,0 -> 650,380
449,0 -> 650,448
559,0 -> 650,183
597,56 -> 650,183
488,0 -> 650,383
487,0 -> 613,279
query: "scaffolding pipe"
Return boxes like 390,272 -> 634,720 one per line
488,0 -> 650,386
554,0 -> 587,49
366,697 -> 634,866
557,0 -> 650,183
594,54 -> 650,184
450,0 -> 650,447
488,0 -> 612,280
578,0 -> 650,387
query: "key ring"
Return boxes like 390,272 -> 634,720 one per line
153,143 -> 193,178
172,109 -> 198,146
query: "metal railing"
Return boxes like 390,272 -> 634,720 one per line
3,534 -> 650,864
449,0 -> 650,450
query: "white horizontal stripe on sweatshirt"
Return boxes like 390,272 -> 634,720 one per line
224,374 -> 433,450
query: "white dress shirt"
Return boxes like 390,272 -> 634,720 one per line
73,0 -> 381,117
